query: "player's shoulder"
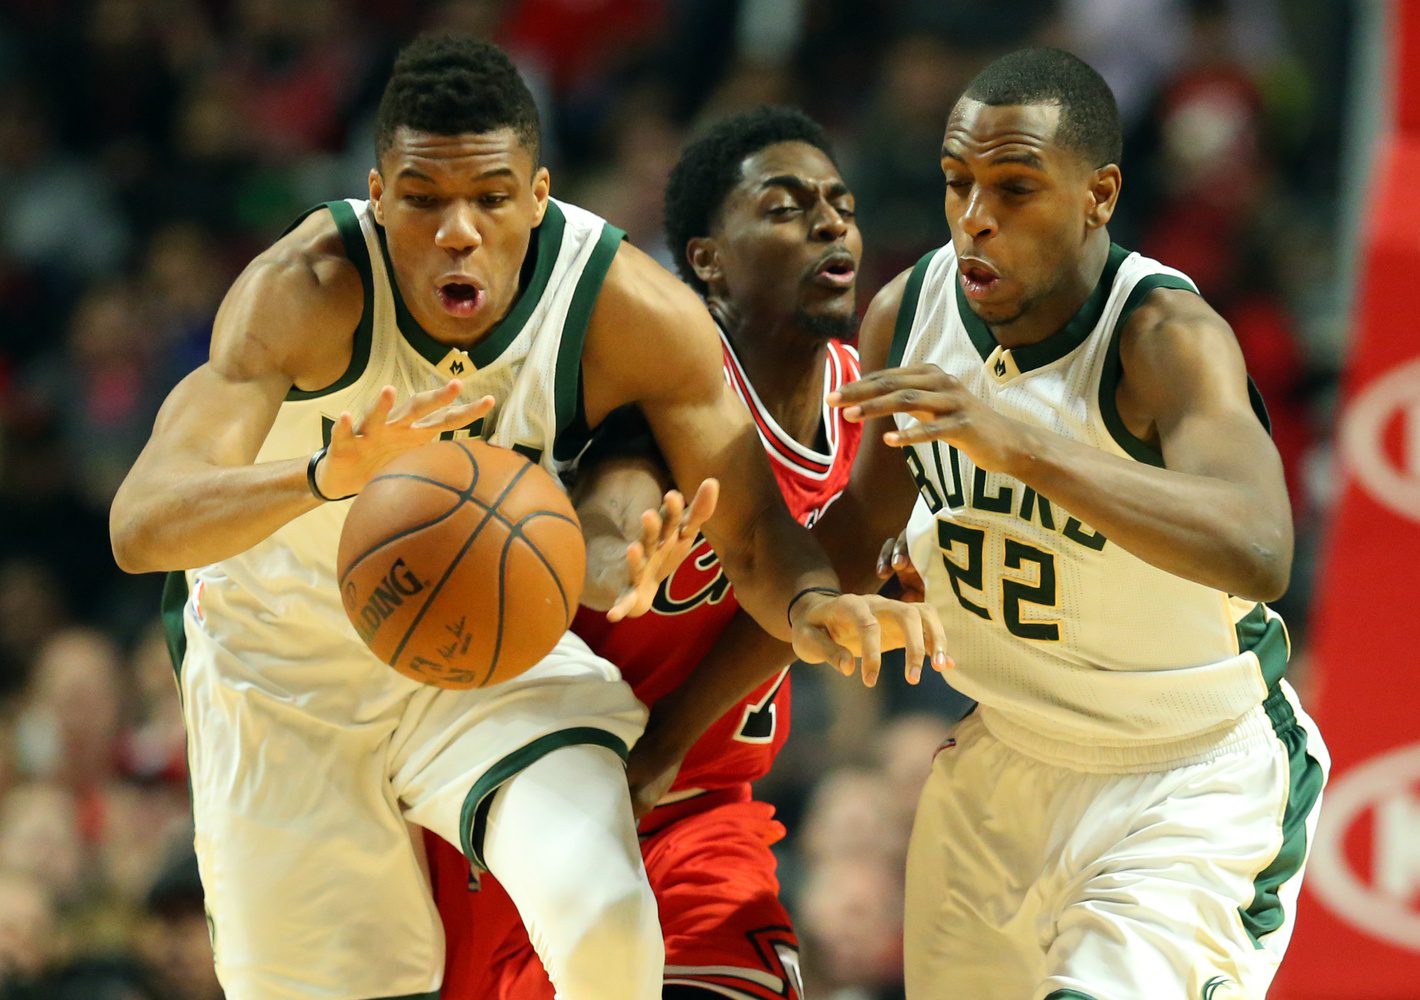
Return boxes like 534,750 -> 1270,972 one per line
595,237 -> 706,330
255,205 -> 364,309
212,204 -> 364,379
1118,282 -> 1235,374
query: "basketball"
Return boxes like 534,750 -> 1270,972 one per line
336,439 -> 585,689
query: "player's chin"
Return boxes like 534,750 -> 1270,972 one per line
795,302 -> 859,340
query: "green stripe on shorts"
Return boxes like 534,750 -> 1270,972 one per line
1240,686 -> 1325,945
459,727 -> 630,869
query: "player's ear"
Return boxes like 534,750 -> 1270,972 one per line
1086,163 -> 1121,230
687,237 -> 722,288
530,165 -> 551,227
368,169 -> 386,226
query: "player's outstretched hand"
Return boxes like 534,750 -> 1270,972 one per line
790,592 -> 953,687
314,381 -> 495,500
877,532 -> 925,603
606,478 -> 719,622
828,364 -> 1033,475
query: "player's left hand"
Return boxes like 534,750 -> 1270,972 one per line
606,478 -> 720,622
828,364 -> 1035,475
790,591 -> 952,687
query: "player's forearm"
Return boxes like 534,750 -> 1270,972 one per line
638,611 -> 791,763
1009,428 -> 1292,600
111,457 -> 324,573
712,504 -> 839,642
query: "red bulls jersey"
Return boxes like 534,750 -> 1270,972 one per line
572,332 -> 861,808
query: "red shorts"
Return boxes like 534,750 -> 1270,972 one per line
430,786 -> 802,999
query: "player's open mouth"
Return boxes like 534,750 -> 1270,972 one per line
811,253 -> 857,289
437,280 -> 485,318
959,262 -> 1001,299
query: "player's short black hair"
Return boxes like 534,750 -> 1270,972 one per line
961,47 -> 1121,168
664,105 -> 835,294
374,34 -> 541,165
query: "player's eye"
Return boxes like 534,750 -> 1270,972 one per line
404,194 -> 437,207
480,193 -> 510,208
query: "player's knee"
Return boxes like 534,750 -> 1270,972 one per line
565,871 -> 660,968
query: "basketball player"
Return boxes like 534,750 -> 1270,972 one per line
108,37 -> 943,1000
823,48 -> 1330,998
428,106 -> 873,1000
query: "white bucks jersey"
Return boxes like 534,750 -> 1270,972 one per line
165,198 -> 623,709
894,243 -> 1288,768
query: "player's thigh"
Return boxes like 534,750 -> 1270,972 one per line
904,712 -> 1044,1000
1041,704 -> 1327,1000
182,639 -> 442,999
647,800 -> 803,1000
391,629 -> 646,861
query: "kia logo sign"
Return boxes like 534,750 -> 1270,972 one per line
1309,742 -> 1420,952
1340,357 -> 1420,522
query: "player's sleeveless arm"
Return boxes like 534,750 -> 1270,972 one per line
110,217 -> 362,572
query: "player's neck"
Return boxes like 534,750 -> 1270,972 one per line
989,235 -> 1112,349
713,303 -> 831,449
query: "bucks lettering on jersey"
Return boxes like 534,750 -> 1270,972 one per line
163,198 -> 624,715
892,243 -> 1289,768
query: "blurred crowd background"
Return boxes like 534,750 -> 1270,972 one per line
0,0 -> 1367,998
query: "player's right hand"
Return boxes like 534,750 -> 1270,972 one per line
790,592 -> 952,687
314,381 -> 495,499
606,478 -> 719,622
877,532 -> 925,603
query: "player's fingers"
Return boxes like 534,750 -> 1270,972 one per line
857,610 -> 882,688
683,479 -> 719,534
357,386 -> 397,434
826,367 -> 949,406
657,491 -> 685,548
892,533 -> 911,567
327,411 -> 357,452
877,537 -> 897,579
637,508 -> 663,564
843,389 -> 955,424
884,415 -> 969,447
923,603 -> 953,673
897,606 -> 928,686
396,379 -> 463,424
411,394 -> 494,431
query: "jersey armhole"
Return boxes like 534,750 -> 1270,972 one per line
285,200 -> 375,401
552,221 -> 628,463
1098,274 -> 1274,466
887,249 -> 937,368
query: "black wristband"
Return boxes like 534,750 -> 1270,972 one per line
307,446 -> 356,502
786,585 -> 842,627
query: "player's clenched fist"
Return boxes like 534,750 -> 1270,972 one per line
313,380 -> 496,500
789,590 -> 952,687
828,363 -> 1037,475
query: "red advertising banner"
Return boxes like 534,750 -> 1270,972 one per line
1274,3 -> 1420,996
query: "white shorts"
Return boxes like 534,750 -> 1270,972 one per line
177,614 -> 647,1000
904,682 -> 1328,1000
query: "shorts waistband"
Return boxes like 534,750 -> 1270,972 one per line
979,699 -> 1278,774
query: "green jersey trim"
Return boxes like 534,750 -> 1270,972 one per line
1096,272 -> 1198,466
1239,685 -> 1325,946
1236,602 -> 1290,688
459,727 -> 630,869
956,243 -> 1130,372
161,572 -> 189,684
888,249 -> 936,368
375,201 -> 568,371
1043,991 -> 1102,1000
552,221 -> 626,463
285,200 -> 376,402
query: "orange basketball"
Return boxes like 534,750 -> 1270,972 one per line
336,439 -> 585,689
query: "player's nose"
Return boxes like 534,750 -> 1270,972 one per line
436,202 -> 483,253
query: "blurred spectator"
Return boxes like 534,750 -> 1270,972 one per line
799,856 -> 905,1000
136,848 -> 222,1000
0,784 -> 86,908
0,869 -> 57,997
